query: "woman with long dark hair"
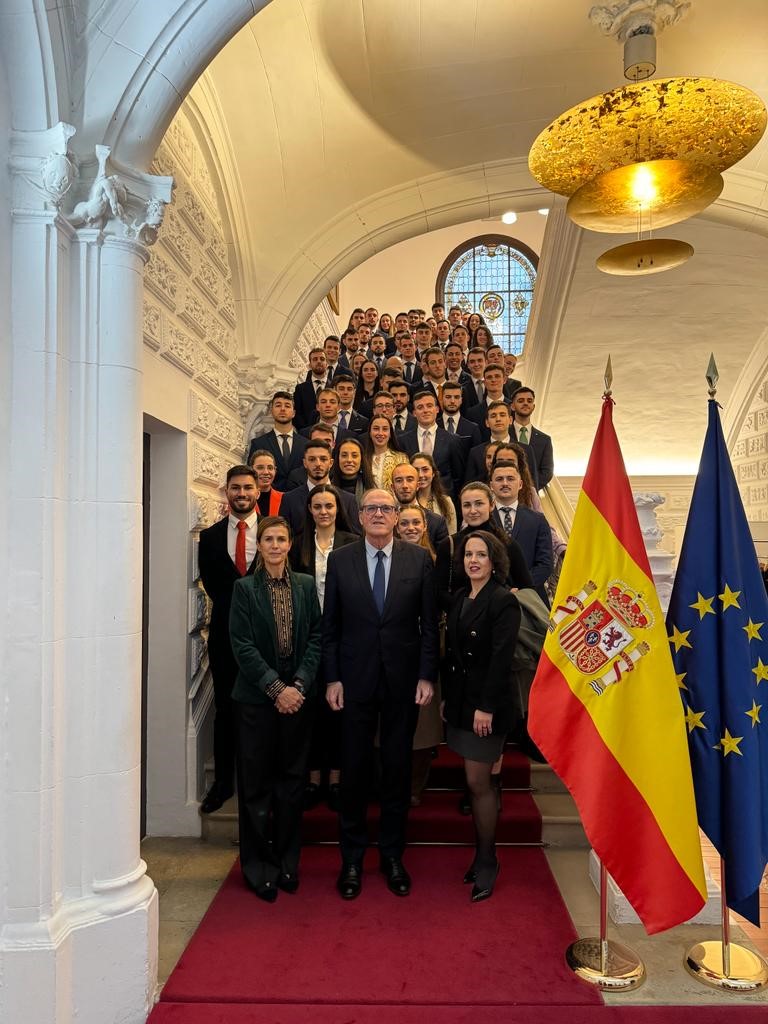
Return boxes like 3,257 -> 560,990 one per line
330,437 -> 374,504
411,452 -> 457,535
229,516 -> 321,901
362,414 -> 408,492
443,529 -> 521,902
353,359 -> 381,410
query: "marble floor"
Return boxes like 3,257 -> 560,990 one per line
143,834 -> 768,1007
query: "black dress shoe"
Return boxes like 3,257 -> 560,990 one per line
200,783 -> 234,815
380,857 -> 411,897
471,861 -> 500,903
327,783 -> 341,812
276,872 -> 299,894
254,880 -> 278,903
337,863 -> 362,900
457,789 -> 472,815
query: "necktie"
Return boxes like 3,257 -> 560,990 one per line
447,416 -> 455,434
421,429 -> 433,455
339,410 -> 348,429
235,520 -> 248,575
315,380 -> 323,395
405,363 -> 413,383
372,550 -> 386,615
475,380 -> 484,404
279,434 -> 291,460
500,506 -> 514,538
376,356 -> 383,371
395,414 -> 403,432
518,426 -> 529,443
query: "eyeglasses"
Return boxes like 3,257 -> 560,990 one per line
361,504 -> 398,516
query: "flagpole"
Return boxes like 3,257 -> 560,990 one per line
682,357 -> 768,993
565,857 -> 645,991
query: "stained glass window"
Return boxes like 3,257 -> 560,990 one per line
436,235 -> 538,355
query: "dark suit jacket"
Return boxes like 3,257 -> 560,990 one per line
401,426 -> 466,497
463,442 -> 490,486
438,413 -> 482,451
198,517 -> 258,678
343,410 -> 369,434
246,430 -> 308,492
513,425 -> 554,489
425,508 -> 449,549
229,569 -> 322,704
322,539 -> 439,701
443,580 -> 521,735
503,376 -> 522,400
293,378 -> 326,430
289,529 -> 358,576
279,483 -> 362,538
393,412 -> 417,434
401,362 -> 423,388
492,505 -> 553,599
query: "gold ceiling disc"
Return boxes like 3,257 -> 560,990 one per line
567,159 -> 723,232
529,78 -> 767,197
596,238 -> 694,276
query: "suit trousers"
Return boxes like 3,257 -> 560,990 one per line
209,640 -> 238,791
339,689 -> 419,863
235,699 -> 314,889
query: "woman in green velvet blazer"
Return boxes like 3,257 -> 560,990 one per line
229,515 -> 321,902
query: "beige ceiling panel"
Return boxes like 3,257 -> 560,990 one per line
300,212 -> 379,274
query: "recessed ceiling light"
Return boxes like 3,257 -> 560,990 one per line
538,208 -> 549,215
501,211 -> 517,224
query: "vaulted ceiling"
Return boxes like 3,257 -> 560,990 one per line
191,0 -> 768,472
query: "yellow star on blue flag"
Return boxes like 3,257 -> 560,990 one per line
666,398 -> 768,927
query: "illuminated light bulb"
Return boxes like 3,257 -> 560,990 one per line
501,211 -> 517,224
630,165 -> 657,206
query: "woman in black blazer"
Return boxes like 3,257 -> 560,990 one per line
443,529 -> 521,903
289,485 -> 357,811
229,516 -> 322,902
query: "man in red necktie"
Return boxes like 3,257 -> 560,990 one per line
198,465 -> 259,814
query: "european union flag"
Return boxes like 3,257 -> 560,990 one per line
666,399 -> 768,925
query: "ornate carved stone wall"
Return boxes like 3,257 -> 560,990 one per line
288,297 -> 340,378
732,373 -> 768,523
144,109 -> 242,758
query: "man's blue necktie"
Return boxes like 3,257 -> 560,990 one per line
373,550 -> 386,615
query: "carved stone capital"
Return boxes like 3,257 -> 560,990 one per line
10,121 -> 79,212
238,356 -> 298,443
64,145 -> 174,246
589,0 -> 690,42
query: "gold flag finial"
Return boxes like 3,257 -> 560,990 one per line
706,353 -> 719,398
603,355 -> 613,398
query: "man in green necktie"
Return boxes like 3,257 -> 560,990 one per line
511,386 -> 554,490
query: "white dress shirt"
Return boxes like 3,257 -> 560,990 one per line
494,499 -> 519,528
419,423 -> 438,454
314,532 -> 336,610
227,509 -> 258,565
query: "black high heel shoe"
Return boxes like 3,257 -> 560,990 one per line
463,865 -> 476,885
471,861 -> 500,903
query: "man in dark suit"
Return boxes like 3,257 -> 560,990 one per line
299,387 -> 355,447
465,364 -> 512,441
389,380 -> 416,434
503,352 -> 522,400
323,490 -> 439,899
396,334 -> 423,388
391,464 -> 449,549
463,441 -> 492,487
279,440 -> 361,536
294,347 -> 329,429
334,375 -> 368,433
247,391 -> 309,491
490,461 -> 552,603
444,341 -> 471,386
437,382 -> 482,451
401,391 -> 466,498
510,387 -> 554,490
197,465 -> 260,813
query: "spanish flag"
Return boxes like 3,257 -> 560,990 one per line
528,396 -> 706,933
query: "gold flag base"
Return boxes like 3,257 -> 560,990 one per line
685,941 -> 768,992
566,937 -> 646,991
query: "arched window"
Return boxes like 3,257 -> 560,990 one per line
436,234 -> 538,355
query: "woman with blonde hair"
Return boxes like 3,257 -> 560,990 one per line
363,414 -> 408,492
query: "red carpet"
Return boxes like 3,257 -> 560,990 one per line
158,846 -> 598,1008
149,1006 -> 768,1024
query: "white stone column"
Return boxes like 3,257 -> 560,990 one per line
1,126 -> 172,1024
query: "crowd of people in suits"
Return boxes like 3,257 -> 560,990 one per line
198,302 -> 561,907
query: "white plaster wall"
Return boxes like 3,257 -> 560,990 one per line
338,215 -> 545,326
142,107 -> 245,835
